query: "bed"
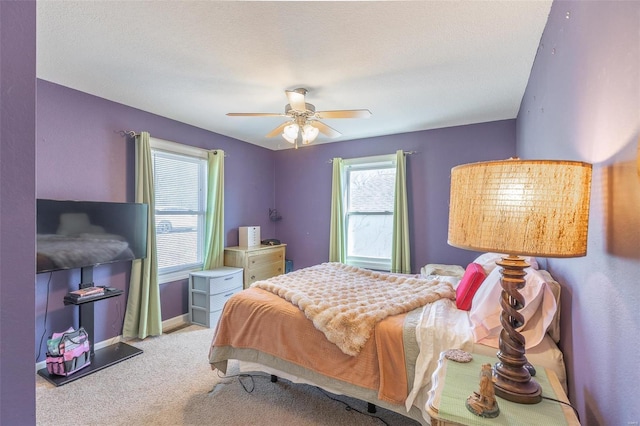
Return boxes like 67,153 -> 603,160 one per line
209,254 -> 566,425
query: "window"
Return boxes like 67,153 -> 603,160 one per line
150,138 -> 208,283
343,154 -> 396,271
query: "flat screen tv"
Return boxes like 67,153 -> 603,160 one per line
36,199 -> 148,274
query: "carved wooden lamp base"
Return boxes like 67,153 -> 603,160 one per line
493,256 -> 542,404
446,159 -> 592,404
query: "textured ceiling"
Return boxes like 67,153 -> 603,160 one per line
37,1 -> 552,150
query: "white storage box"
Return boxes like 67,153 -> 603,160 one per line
239,226 -> 260,247
188,267 -> 243,328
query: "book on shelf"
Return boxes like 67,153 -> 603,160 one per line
66,286 -> 105,300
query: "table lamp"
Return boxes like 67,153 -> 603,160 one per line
448,158 -> 592,404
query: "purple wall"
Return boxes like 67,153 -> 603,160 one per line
34,78 -> 516,362
35,80 -> 276,359
0,1 -> 36,423
273,121 -> 516,272
517,1 -> 640,424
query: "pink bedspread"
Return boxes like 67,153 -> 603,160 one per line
210,287 -> 409,405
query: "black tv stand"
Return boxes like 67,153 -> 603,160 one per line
37,266 -> 143,386
37,342 -> 142,386
63,287 -> 124,305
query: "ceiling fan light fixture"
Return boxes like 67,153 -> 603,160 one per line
283,123 -> 299,143
302,124 -> 319,142
228,88 -> 369,148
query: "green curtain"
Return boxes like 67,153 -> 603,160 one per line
391,150 -> 411,273
329,158 -> 345,262
203,149 -> 225,269
123,132 -> 162,339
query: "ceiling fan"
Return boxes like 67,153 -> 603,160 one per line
226,88 -> 372,148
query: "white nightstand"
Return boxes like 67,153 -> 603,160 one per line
188,267 -> 243,328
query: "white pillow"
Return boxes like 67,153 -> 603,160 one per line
472,252 -> 539,275
420,263 -> 465,279
430,275 -> 462,289
468,266 -> 556,349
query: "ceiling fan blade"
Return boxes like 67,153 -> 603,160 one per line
310,121 -> 342,138
226,112 -> 284,117
265,122 -> 290,138
285,89 -> 307,112
315,109 -> 372,119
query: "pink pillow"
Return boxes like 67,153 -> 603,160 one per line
456,263 -> 486,311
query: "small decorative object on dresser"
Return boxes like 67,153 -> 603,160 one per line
466,363 -> 500,418
224,244 -> 286,288
188,267 -> 243,328
238,226 -> 261,247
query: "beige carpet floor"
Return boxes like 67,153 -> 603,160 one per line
36,325 -> 421,425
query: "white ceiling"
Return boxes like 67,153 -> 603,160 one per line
36,1 -> 552,151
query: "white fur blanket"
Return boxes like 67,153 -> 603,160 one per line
252,262 -> 456,356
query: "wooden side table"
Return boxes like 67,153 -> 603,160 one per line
426,352 -> 580,425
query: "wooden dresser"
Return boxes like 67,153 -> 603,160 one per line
223,244 -> 286,288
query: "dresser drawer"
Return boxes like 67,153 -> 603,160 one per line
211,287 -> 240,311
192,284 -> 242,311
191,307 -> 224,328
247,248 -> 284,267
224,244 -> 287,289
246,262 -> 284,285
191,269 -> 243,294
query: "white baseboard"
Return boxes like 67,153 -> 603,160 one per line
162,313 -> 189,332
35,314 -> 190,372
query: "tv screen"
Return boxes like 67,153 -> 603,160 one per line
36,199 -> 148,273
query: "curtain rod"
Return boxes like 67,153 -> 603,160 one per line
327,151 -> 417,163
118,130 -> 139,138
117,130 -> 228,157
